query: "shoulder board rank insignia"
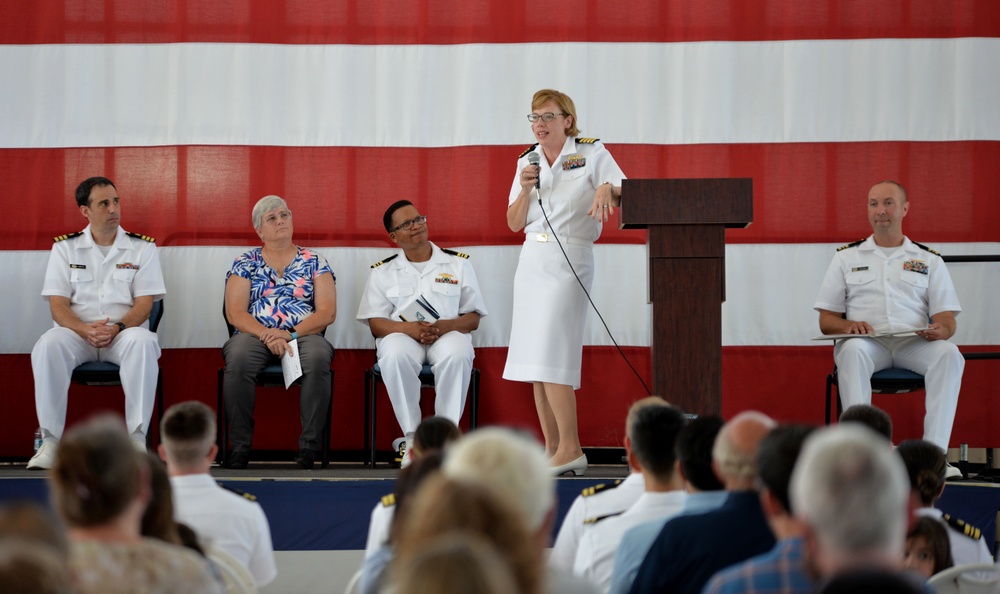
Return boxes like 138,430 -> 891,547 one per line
220,483 -> 257,502
575,137 -> 600,144
942,514 -> 982,540
441,248 -> 470,259
837,239 -> 866,252
53,231 -> 83,243
381,493 -> 396,508
518,143 -> 539,158
126,232 -> 155,243
371,254 -> 399,269
912,241 -> 941,256
581,479 -> 623,498
584,511 -> 624,525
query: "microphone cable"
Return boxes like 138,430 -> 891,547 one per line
534,187 -> 652,396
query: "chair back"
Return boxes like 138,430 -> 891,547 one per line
149,298 -> 164,332
207,546 -> 258,594
928,563 -> 1000,594
343,568 -> 363,594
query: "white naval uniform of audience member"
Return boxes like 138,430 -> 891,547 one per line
363,494 -> 396,558
916,507 -> 993,566
573,489 -> 688,593
549,472 -> 645,570
32,224 -> 165,443
357,241 -> 487,437
814,235 -> 963,452
170,474 -> 278,586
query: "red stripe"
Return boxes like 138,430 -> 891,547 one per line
3,0 -> 999,45
3,142 -> 998,250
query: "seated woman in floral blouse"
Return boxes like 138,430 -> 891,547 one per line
222,195 -> 337,470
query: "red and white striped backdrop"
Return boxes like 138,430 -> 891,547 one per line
1,1 -> 998,455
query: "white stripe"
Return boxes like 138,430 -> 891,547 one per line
1,39 -> 998,148
4,243 -> 996,353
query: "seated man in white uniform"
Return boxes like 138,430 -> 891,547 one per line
814,180 -> 964,478
159,401 -> 277,586
29,176 -> 165,470
357,200 -> 488,463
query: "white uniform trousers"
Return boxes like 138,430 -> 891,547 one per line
834,335 -> 964,451
376,331 -> 473,435
31,326 -> 160,439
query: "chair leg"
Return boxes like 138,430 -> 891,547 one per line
322,371 -> 333,469
367,369 -> 378,468
825,375 -> 833,426
469,368 -> 480,430
217,368 -> 227,466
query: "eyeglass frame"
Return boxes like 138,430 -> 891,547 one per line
390,214 -> 428,233
526,112 -> 566,123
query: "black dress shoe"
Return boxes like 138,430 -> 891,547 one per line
295,448 -> 317,470
225,451 -> 250,470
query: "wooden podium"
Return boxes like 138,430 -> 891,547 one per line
620,179 -> 753,416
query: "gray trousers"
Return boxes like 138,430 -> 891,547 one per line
222,332 -> 334,453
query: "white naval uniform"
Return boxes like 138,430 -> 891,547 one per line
170,474 -> 278,586
31,225 -> 165,440
363,495 -> 396,558
916,507 -> 993,566
503,136 -> 626,388
356,242 -> 488,434
573,490 -> 688,594
814,236 -> 964,451
549,472 -> 645,571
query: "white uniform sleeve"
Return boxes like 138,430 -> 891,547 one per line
40,242 -> 72,300
133,241 -> 166,300
813,252 -> 847,313
928,257 -> 962,317
459,259 -> 488,317
590,142 -> 626,187
364,503 -> 394,558
248,504 -> 278,586
356,268 -> 394,323
549,495 -> 586,571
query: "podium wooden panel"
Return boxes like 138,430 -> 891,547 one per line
621,178 -> 752,415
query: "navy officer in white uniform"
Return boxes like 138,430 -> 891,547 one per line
29,176 -> 165,470
357,200 -> 487,461
815,180 -> 963,475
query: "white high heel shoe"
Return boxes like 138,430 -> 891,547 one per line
550,454 -> 588,476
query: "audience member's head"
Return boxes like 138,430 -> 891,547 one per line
412,416 -> 461,459
817,567 -> 926,594
712,411 -> 776,490
0,540 -> 73,594
904,516 -> 952,579
839,404 -> 892,442
626,399 -> 686,484
676,415 -> 725,492
757,424 -> 817,516
0,500 -> 67,557
393,475 -> 541,594
50,415 -> 146,529
159,401 -> 217,473
387,451 -> 445,546
790,425 -> 910,577
895,439 -> 946,507
393,532 -> 519,594
140,452 -> 181,546
442,428 -> 554,536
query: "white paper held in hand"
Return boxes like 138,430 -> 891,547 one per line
281,339 -> 303,388
398,294 -> 442,323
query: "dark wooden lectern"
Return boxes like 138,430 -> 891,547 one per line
620,179 -> 753,416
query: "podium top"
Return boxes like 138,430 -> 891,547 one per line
620,178 -> 753,229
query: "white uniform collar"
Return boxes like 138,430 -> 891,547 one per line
389,241 -> 448,271
168,473 -> 218,488
75,224 -> 132,252
859,235 -> 920,256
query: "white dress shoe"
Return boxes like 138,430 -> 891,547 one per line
27,441 -> 57,470
550,454 -> 588,477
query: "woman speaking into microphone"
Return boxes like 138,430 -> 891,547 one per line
503,89 -> 626,477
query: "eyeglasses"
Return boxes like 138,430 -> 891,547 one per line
390,215 -> 428,233
526,112 -> 566,123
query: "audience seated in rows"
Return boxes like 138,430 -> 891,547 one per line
904,516 -> 953,579
0,500 -> 72,594
838,404 -> 893,442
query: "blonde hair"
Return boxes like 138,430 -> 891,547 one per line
532,89 -> 580,137
394,532 -> 519,594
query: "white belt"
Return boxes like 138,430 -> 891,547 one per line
525,232 -> 591,247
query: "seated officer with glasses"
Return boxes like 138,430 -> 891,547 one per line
357,200 -> 488,465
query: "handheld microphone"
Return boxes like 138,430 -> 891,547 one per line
527,152 -> 541,190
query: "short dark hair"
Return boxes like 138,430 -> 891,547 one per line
676,415 -> 725,492
383,199 -> 414,232
629,405 -> 686,479
907,516 -> 953,574
75,177 -> 116,207
757,424 -> 816,513
414,417 -> 461,455
839,404 -> 892,441
895,439 -> 946,506
388,451 -> 444,545
160,401 -> 216,468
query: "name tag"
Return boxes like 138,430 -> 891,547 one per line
851,266 -> 868,272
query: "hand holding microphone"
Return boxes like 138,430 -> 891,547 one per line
526,152 -> 541,190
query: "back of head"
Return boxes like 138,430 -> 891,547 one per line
0,540 -> 73,594
413,416 -> 461,457
140,452 -> 180,545
907,516 -> 953,575
394,532 -> 519,594
442,427 -> 553,531
790,425 -> 910,571
0,500 -> 67,557
676,415 -> 725,491
50,415 -> 141,527
627,401 -> 686,480
713,411 -> 776,488
388,452 -> 445,544
895,439 -> 946,507
160,401 -> 216,470
839,405 -> 893,442
395,475 -> 541,594
756,424 -> 816,514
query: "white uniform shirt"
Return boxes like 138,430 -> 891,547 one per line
814,236 -> 961,331
917,507 -> 993,566
363,498 -> 396,558
573,490 -> 688,593
42,225 -> 165,325
170,474 -> 278,586
356,241 -> 488,335
508,136 -> 626,243
549,473 -> 645,571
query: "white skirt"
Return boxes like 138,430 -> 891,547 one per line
502,239 -> 594,389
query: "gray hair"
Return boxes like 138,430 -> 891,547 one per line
712,410 -> 775,487
790,424 -> 910,563
442,428 -> 554,532
252,195 -> 290,230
